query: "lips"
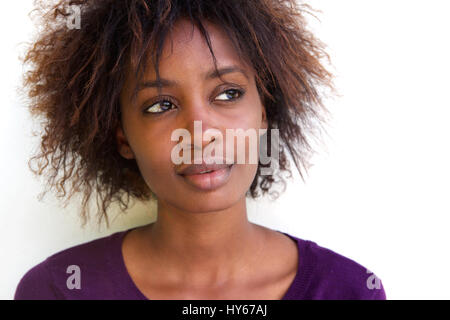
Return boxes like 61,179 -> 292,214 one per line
178,164 -> 234,191
176,160 -> 234,176
176,159 -> 235,191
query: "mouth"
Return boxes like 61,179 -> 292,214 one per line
178,164 -> 234,191
179,164 -> 233,176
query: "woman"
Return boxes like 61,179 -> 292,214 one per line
14,0 -> 386,300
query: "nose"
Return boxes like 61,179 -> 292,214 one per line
176,98 -> 223,158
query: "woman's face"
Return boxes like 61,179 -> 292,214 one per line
117,18 -> 267,212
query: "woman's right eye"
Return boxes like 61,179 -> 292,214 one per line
144,99 -> 176,114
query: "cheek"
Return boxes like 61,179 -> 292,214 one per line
228,123 -> 265,165
133,138 -> 175,193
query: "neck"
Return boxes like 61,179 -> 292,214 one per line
140,195 -> 266,286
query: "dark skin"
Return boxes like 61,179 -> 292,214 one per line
116,18 -> 299,299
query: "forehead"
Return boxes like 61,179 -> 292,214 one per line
152,18 -> 252,78
121,18 -> 255,104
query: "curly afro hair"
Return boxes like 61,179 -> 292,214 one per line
21,0 -> 335,228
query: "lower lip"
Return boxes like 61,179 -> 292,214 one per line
179,165 -> 234,191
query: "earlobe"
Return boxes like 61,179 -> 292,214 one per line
116,124 -> 135,160
259,107 -> 268,137
261,107 -> 268,130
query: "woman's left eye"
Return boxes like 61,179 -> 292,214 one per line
215,89 -> 244,101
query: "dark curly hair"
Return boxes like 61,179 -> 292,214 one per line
21,0 -> 335,228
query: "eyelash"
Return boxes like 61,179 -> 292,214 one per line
143,88 -> 245,115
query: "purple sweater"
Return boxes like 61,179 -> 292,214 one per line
14,227 -> 386,300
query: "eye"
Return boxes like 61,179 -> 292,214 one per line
215,88 -> 244,102
144,98 -> 176,114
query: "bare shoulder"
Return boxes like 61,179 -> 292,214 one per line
121,225 -> 151,285
258,224 -> 298,268
254,224 -> 299,291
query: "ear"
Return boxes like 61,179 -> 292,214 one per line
116,123 -> 135,160
261,105 -> 268,130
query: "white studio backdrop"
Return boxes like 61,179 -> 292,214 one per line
1,0 -> 449,299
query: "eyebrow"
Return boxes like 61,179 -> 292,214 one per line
137,65 -> 250,92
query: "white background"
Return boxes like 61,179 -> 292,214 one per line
1,0 -> 449,299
